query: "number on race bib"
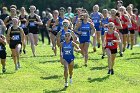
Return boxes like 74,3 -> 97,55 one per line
12,35 -> 20,40
21,24 -> 26,28
29,22 -> 35,27
93,20 -> 98,23
81,31 -> 87,36
108,42 -> 114,46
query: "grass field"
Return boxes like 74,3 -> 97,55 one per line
0,38 -> 140,93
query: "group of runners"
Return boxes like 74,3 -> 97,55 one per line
0,1 -> 140,87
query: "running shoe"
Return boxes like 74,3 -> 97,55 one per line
97,43 -> 100,48
127,44 -> 130,49
23,49 -> 26,54
107,69 -> 111,74
17,62 -> 20,68
2,68 -> 6,73
70,78 -> 72,84
64,82 -> 68,87
15,65 -> 18,71
111,69 -> 114,75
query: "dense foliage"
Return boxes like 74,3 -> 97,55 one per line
0,0 -> 140,12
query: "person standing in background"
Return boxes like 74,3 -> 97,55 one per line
40,11 -> 50,45
65,7 -> 74,21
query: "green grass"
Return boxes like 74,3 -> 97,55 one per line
0,39 -> 140,93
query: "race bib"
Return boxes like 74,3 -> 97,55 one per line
81,31 -> 87,36
29,22 -> 35,27
64,49 -> 71,55
107,42 -> 114,46
21,24 -> 26,28
128,24 -> 132,28
12,35 -> 20,40
93,19 -> 98,23
104,27 -> 108,31
52,26 -> 58,31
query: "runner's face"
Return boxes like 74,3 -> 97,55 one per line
30,7 -> 35,13
21,8 -> 25,14
108,24 -> 114,31
65,33 -> 71,41
12,19 -> 19,26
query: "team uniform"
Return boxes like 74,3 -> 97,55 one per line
60,29 -> 71,42
90,12 -> 102,31
62,41 -> 74,64
57,16 -> 66,31
28,14 -> 39,34
101,17 -> 109,35
105,31 -> 118,54
120,15 -> 129,34
19,15 -> 28,35
79,22 -> 91,44
0,42 -> 6,59
9,27 -> 22,49
50,19 -> 58,36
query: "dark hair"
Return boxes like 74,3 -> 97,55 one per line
116,12 -> 120,17
46,8 -> 51,12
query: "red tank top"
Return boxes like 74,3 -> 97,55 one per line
109,18 -> 120,32
105,32 -> 118,49
121,15 -> 128,29
129,14 -> 137,30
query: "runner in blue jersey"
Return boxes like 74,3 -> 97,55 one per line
90,5 -> 103,48
75,13 -> 96,67
101,9 -> 109,59
57,19 -> 77,65
54,7 -> 67,32
60,32 -> 81,87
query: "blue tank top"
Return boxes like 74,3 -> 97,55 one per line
101,17 -> 109,31
91,12 -> 101,26
58,16 -> 65,31
79,22 -> 91,42
62,41 -> 74,59
60,29 -> 71,42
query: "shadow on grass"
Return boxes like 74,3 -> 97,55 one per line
0,71 -> 15,75
74,64 -> 82,69
131,53 -> 140,55
88,75 -> 110,83
40,75 -> 62,80
39,60 -> 60,64
125,57 -> 140,60
88,58 -> 100,61
43,87 -> 67,93
90,66 -> 108,70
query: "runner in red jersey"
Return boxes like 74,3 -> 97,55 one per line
109,9 -> 123,57
119,6 -> 131,52
127,6 -> 137,50
103,22 -> 121,75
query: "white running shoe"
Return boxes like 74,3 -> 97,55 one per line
70,78 -> 72,84
64,82 -> 68,87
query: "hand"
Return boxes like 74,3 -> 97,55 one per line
111,40 -> 116,43
34,21 -> 38,24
